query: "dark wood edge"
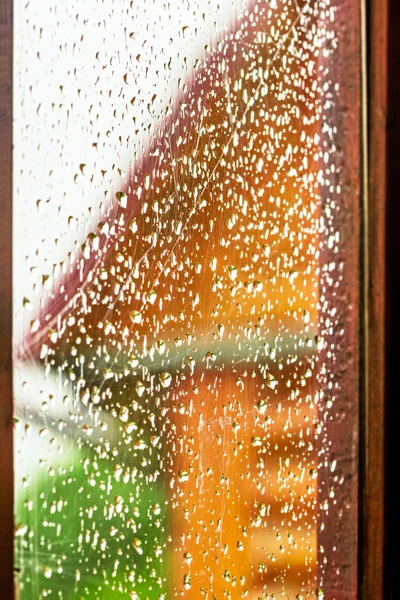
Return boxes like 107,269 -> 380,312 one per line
382,1 -> 400,598
361,0 -> 388,598
0,0 -> 14,597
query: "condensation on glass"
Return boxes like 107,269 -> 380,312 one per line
13,0 -> 360,598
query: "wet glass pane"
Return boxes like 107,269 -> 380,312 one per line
13,0 -> 360,598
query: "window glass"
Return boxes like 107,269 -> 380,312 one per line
13,1 -> 359,598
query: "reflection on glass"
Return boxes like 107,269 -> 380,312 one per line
13,0 -> 354,598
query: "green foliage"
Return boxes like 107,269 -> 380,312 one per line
15,446 -> 168,599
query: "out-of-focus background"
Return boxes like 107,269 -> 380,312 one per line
13,1 -> 342,598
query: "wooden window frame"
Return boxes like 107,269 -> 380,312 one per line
0,0 -> 14,596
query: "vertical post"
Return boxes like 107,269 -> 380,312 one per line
0,0 -> 14,597
384,1 -> 399,598
360,0 -> 387,598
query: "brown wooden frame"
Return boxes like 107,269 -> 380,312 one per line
361,0 -> 387,598
376,0 -> 399,597
0,0 -> 14,597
